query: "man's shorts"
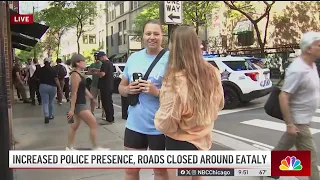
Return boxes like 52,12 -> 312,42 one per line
90,86 -> 99,99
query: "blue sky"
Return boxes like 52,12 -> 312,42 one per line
19,1 -> 49,14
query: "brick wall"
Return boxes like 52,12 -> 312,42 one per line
0,2 -> 12,108
1,1 -> 14,146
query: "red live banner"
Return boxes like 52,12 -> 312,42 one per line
10,14 -> 34,24
271,151 -> 311,176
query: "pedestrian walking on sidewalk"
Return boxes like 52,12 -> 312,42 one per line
66,54 -> 106,151
28,58 -> 42,105
154,26 -> 224,180
36,58 -> 62,124
270,32 -> 320,180
55,58 -> 68,105
118,19 -> 169,180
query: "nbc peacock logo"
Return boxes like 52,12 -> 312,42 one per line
279,156 -> 303,171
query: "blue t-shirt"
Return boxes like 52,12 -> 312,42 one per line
123,49 -> 169,135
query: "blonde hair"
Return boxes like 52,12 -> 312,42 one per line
164,26 -> 221,126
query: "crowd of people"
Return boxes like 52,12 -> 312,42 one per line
12,18 -> 320,180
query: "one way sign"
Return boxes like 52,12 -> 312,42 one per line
164,1 -> 183,24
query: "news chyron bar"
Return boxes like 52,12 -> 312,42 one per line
9,150 -> 311,177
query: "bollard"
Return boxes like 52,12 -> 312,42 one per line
121,96 -> 129,120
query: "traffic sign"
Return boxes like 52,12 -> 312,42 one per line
164,1 -> 182,24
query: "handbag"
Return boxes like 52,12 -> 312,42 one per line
128,49 -> 167,106
264,76 -> 284,120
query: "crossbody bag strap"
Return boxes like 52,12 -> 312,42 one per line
142,48 -> 167,80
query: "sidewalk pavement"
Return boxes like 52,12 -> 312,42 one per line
12,101 -> 299,180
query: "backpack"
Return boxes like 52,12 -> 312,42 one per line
56,64 -> 67,79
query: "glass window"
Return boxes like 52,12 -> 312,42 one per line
82,35 -> 88,44
89,34 -> 96,44
111,26 -> 114,46
118,34 -> 122,45
208,61 -> 219,69
119,66 -> 125,71
89,18 -> 94,25
223,60 -> 257,71
123,34 -> 127,44
120,3 -> 124,15
118,22 -> 122,32
123,20 -> 126,30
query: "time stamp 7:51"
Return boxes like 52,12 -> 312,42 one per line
177,168 -> 270,176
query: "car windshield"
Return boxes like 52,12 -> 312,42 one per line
223,60 -> 257,71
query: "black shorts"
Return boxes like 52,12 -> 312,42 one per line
124,128 -> 166,150
165,136 -> 198,150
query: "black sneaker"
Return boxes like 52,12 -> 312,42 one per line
267,176 -> 280,179
49,116 -> 54,120
44,117 -> 50,124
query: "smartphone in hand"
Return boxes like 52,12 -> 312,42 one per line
66,112 -> 74,124
133,72 -> 143,82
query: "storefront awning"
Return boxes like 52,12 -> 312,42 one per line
233,20 -> 253,35
12,33 -> 38,47
10,9 -> 49,51
12,42 -> 32,52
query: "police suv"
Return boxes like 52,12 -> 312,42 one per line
203,55 -> 272,109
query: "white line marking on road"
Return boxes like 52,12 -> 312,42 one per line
218,104 -> 264,115
213,129 -> 274,149
316,109 -> 320,113
241,119 -> 320,135
252,144 -> 271,151
213,129 -> 320,170
113,104 -> 122,109
312,116 -> 320,123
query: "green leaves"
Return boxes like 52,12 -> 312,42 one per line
131,1 -> 218,36
183,1 -> 218,27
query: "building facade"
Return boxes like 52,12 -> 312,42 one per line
60,2 -> 100,60
105,1 -> 147,59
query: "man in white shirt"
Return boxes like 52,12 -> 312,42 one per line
61,60 -> 71,102
270,32 -> 320,180
27,58 -> 40,105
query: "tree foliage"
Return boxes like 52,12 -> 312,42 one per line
131,1 -> 217,38
223,1 -> 276,57
67,1 -> 97,53
38,2 -> 77,57
183,1 -> 218,34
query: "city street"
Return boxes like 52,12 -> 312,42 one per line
11,91 -> 313,180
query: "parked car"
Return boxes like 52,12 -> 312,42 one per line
203,55 -> 273,109
84,63 -> 126,93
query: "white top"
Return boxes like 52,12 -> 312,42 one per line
282,57 -> 320,124
28,63 -> 36,78
60,63 -> 70,78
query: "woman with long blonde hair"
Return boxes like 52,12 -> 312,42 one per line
154,25 -> 224,180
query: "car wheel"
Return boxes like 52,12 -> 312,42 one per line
223,87 -> 240,109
